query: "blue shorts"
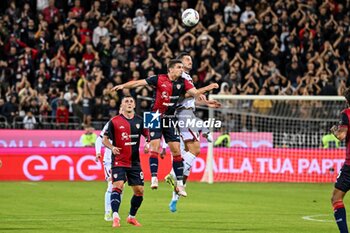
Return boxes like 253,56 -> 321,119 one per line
149,116 -> 180,143
111,166 -> 144,186
335,164 -> 350,192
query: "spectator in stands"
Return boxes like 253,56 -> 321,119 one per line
2,95 -> 19,123
56,100 -> 69,129
1,0 -> 350,130
23,110 -> 36,129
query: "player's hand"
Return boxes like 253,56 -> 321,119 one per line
210,83 -> 219,89
0,159 -> 2,168
206,100 -> 221,108
112,147 -> 122,155
197,94 -> 207,102
110,84 -> 124,92
95,153 -> 101,162
160,148 -> 166,159
330,125 -> 338,134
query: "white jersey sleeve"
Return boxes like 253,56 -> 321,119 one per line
95,135 -> 103,155
178,72 -> 196,109
97,122 -> 112,163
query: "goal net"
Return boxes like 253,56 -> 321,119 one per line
201,95 -> 346,183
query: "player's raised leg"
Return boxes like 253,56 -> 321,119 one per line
182,140 -> 200,184
167,140 -> 187,197
149,139 -> 161,189
166,171 -> 178,212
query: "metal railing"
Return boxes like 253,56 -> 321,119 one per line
11,115 -> 83,130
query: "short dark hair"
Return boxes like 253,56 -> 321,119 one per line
344,88 -> 350,105
176,52 -> 191,60
167,59 -> 183,71
121,95 -> 135,102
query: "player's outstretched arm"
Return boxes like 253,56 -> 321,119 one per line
330,125 -> 347,141
186,87 -> 221,108
184,83 -> 219,98
186,87 -> 207,101
196,98 -> 221,108
110,80 -> 148,92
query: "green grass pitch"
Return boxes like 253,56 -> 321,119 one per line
0,182 -> 340,232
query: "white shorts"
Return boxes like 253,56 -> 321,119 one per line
176,109 -> 200,141
103,162 -> 111,181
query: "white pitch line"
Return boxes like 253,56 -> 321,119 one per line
21,182 -> 38,185
302,214 -> 333,222
0,219 -> 82,222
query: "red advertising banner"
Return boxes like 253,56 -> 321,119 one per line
207,148 -> 344,182
0,147 -> 344,182
0,148 -> 174,181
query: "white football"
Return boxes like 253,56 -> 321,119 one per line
182,8 -> 199,27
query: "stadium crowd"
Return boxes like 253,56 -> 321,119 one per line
0,0 -> 349,129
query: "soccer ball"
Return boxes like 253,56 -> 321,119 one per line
182,9 -> 199,27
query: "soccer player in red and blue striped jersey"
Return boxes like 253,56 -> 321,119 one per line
331,88 -> 350,233
103,96 -> 149,228
111,59 -> 215,197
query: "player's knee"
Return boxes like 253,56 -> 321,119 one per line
190,147 -> 200,156
112,183 -> 124,192
134,188 -> 144,196
171,148 -> 181,156
331,196 -> 342,204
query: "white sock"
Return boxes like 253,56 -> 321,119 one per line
128,215 -> 135,218
105,181 -> 113,213
113,212 -> 120,219
177,180 -> 184,187
170,169 -> 176,179
182,151 -> 196,176
105,191 -> 111,213
172,191 -> 179,201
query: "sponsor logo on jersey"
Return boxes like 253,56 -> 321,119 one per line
125,142 -> 137,146
121,132 -> 129,140
161,91 -> 169,99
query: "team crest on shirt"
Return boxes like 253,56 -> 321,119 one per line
113,173 -> 118,179
150,132 -> 155,137
176,84 -> 181,89
136,123 -> 140,129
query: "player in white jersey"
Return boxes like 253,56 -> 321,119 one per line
166,52 -> 220,212
95,122 -> 113,221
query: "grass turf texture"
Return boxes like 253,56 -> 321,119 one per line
0,182 -> 339,232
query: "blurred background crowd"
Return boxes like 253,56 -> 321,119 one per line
0,0 -> 349,130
